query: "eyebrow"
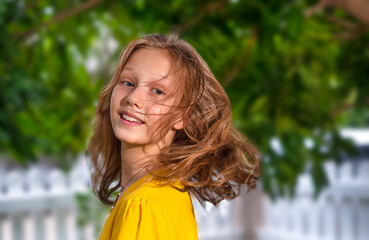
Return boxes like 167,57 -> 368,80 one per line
120,66 -> 172,86
120,66 -> 134,74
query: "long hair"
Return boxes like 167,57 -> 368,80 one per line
87,33 -> 260,206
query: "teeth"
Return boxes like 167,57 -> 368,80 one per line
121,113 -> 143,123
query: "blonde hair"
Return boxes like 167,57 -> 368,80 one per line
87,33 -> 260,206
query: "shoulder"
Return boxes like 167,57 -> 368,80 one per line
127,180 -> 192,209
115,181 -> 196,229
106,180 -> 198,240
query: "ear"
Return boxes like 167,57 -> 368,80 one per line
173,119 -> 184,130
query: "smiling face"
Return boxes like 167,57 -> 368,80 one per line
110,48 -> 183,148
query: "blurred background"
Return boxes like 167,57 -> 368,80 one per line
1,0 -> 369,239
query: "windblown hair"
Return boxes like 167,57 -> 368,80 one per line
87,33 -> 260,206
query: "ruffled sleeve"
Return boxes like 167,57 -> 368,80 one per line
113,196 -> 177,240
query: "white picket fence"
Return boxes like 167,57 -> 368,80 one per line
257,160 -> 369,240
257,128 -> 369,240
0,157 -> 98,240
1,159 -> 367,240
0,156 -> 247,240
194,196 -> 248,240
0,128 -> 367,240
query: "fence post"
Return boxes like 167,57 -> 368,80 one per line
357,161 -> 369,240
338,161 -> 355,240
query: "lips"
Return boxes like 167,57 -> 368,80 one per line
119,111 -> 145,124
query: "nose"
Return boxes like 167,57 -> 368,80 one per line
125,86 -> 144,109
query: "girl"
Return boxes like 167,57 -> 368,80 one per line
87,33 -> 260,240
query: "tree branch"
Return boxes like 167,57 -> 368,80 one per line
13,0 -> 104,39
174,0 -> 228,35
306,0 -> 369,39
306,0 -> 369,25
331,97 -> 369,117
25,0 -> 42,12
223,29 -> 257,87
305,0 -> 329,17
335,25 -> 369,40
323,14 -> 357,30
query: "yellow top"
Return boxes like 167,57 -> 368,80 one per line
98,173 -> 199,240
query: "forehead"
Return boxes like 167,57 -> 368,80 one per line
121,48 -> 175,85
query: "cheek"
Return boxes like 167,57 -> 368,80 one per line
146,104 -> 171,118
110,87 -> 126,107
144,105 -> 171,135
110,91 -> 117,114
110,88 -> 123,118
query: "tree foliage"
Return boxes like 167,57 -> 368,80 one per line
1,0 -> 368,196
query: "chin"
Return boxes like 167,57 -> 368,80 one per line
115,134 -> 150,146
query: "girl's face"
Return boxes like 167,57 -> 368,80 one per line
110,48 -> 183,147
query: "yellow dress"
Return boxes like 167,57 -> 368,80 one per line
98,173 -> 199,240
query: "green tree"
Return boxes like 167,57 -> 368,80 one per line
1,0 -> 368,196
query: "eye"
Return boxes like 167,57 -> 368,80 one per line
152,88 -> 164,95
121,81 -> 134,87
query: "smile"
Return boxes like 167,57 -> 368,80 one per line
120,113 -> 145,124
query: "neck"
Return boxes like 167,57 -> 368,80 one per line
120,130 -> 177,188
120,142 -> 160,188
